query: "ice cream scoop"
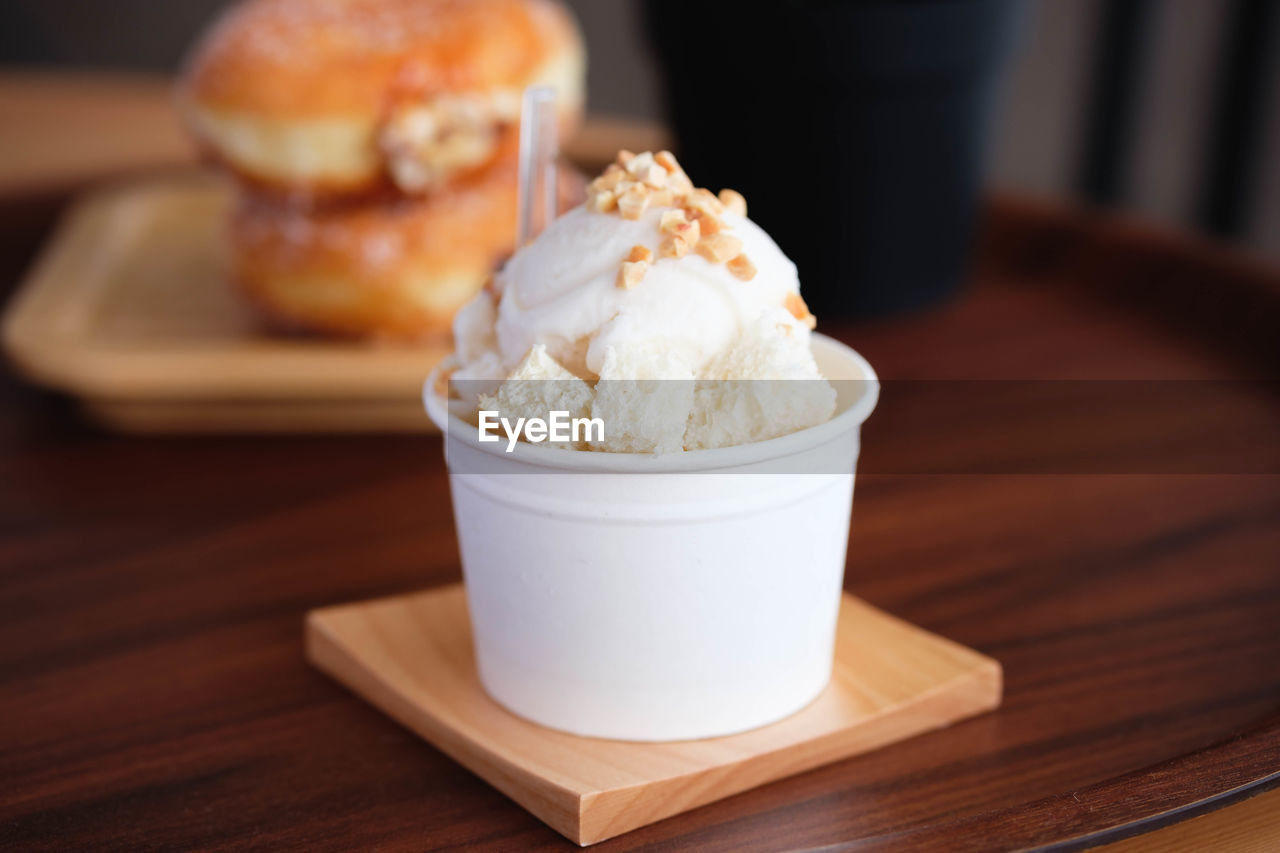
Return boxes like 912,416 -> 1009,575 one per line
449,150 -> 835,451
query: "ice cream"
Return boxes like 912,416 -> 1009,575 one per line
449,150 -> 835,451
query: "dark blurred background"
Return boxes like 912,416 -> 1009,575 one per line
2,0 -> 1275,261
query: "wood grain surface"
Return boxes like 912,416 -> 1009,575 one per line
1103,787 -> 1280,853
2,193 -> 1277,851
306,584 -> 1000,845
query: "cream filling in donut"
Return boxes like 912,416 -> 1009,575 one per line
378,47 -> 584,193
379,90 -> 522,193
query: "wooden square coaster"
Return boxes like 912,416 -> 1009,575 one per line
306,584 -> 1001,846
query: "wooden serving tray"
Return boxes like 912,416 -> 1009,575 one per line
306,583 -> 1002,846
1,172 -> 450,433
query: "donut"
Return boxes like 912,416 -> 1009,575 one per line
180,0 -> 584,200
229,156 -> 585,338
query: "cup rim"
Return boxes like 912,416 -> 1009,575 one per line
423,332 -> 879,474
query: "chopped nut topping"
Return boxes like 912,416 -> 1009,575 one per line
590,151 -> 785,303
718,188 -> 747,217
784,292 -> 817,328
654,150 -> 692,193
659,208 -> 689,233
673,218 -> 700,244
692,210 -> 726,236
655,238 -> 678,259
617,187 -> 650,220
696,233 -> 743,263
659,219 -> 700,259
654,150 -> 681,173
596,165 -> 625,191
726,253 -> 757,281
671,169 -> 695,191
617,260 -> 648,289
649,188 -> 675,207
623,150 -> 667,188
658,237 -> 686,259
687,188 -> 726,217
627,244 -> 653,264
625,151 -> 655,175
588,190 -> 617,213
639,165 -> 668,188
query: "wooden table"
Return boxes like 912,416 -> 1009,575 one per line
2,75 -> 1279,851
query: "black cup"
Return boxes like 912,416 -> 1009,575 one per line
644,0 -> 1024,318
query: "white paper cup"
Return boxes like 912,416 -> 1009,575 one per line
424,334 -> 878,741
